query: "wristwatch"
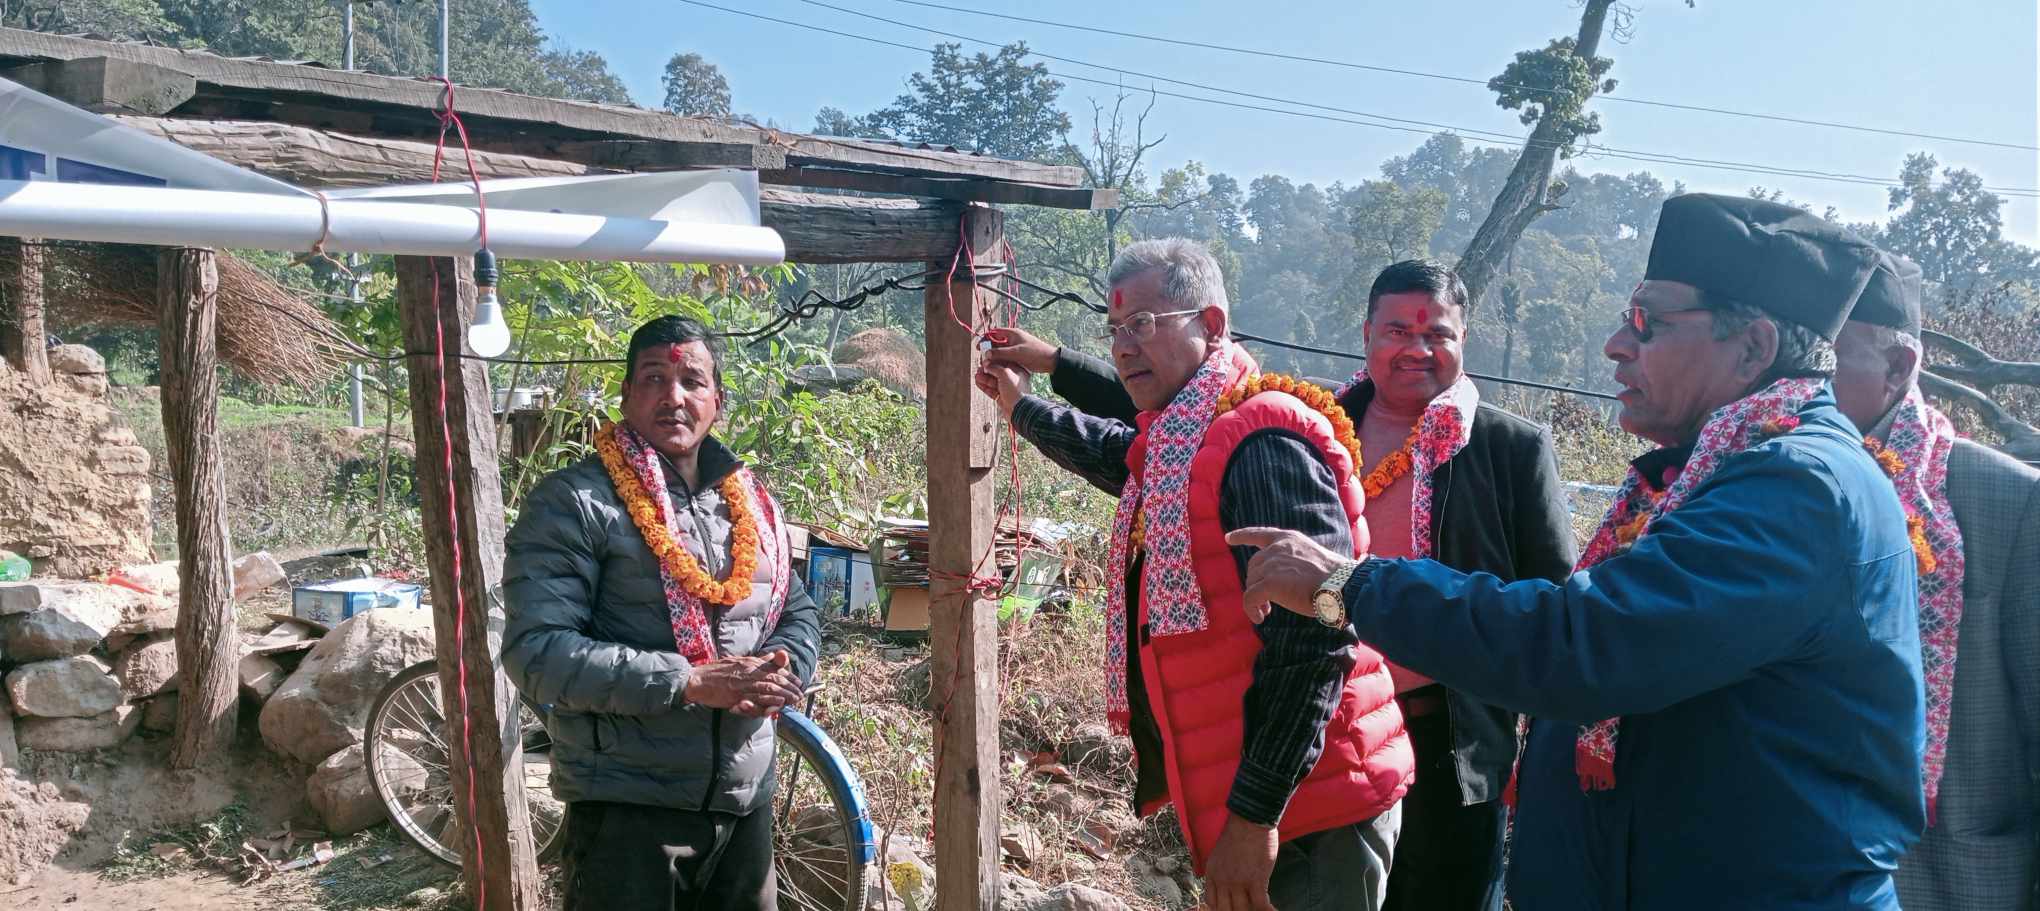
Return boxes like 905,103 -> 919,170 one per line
1313,560 -> 1363,628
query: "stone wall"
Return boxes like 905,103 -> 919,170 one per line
0,347 -> 154,578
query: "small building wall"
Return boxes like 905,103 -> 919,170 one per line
0,346 -> 154,577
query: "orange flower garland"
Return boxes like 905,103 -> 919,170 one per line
1132,373 -> 1367,553
1216,372 -> 1415,498
1863,438 -> 1938,577
595,423 -> 760,606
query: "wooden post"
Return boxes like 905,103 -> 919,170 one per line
156,247 -> 237,768
395,256 -> 540,911
1,237 -> 51,384
924,205 -> 1004,911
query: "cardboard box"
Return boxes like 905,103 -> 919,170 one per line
883,586 -> 931,635
291,577 -> 424,627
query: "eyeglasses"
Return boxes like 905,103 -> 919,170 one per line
1093,307 -> 1207,343
1620,305 -> 1711,343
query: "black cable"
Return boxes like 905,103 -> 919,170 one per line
1226,329 -> 1621,401
872,0 -> 2040,154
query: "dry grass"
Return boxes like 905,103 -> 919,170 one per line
40,242 -> 346,387
833,328 -> 927,401
808,610 -> 1193,909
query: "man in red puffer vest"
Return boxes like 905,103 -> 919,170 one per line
977,238 -> 1413,911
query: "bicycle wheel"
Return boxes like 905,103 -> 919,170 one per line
363,659 -> 566,865
773,708 -> 874,911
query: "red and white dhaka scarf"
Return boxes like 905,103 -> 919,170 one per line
1334,369 -> 1481,559
1103,342 -> 1249,733
1560,377 -> 1828,792
610,423 -> 792,663
1525,378 -> 1963,817
1876,389 -> 1965,819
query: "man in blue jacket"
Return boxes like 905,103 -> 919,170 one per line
1228,194 -> 1926,910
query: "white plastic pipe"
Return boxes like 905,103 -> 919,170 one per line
0,179 -> 786,265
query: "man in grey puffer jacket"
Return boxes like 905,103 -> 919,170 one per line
503,315 -> 821,911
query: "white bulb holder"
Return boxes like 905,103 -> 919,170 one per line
467,288 -> 511,358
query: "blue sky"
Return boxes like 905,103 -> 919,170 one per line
533,0 -> 2040,244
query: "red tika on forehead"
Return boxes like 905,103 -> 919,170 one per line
1416,307 -> 1430,324
666,343 -> 686,363
1111,288 -> 1123,308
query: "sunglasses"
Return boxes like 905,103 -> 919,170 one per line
1620,305 -> 1710,343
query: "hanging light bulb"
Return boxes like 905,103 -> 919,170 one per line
467,248 -> 511,358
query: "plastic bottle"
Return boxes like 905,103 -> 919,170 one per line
0,550 -> 29,582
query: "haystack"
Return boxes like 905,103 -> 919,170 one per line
39,242 -> 345,387
833,328 -> 927,401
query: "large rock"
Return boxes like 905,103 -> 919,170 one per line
113,635 -> 180,699
6,657 -> 124,718
0,581 -> 173,639
260,607 -> 437,765
116,551 -> 287,601
239,652 -> 285,704
0,700 -> 18,771
1004,880 -> 1130,911
47,344 -> 105,377
306,743 -> 386,836
17,704 -> 139,751
1,595 -> 121,661
140,693 -> 179,733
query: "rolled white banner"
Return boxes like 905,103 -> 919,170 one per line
0,179 -> 785,264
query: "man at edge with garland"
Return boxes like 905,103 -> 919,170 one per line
1230,194 -> 1925,910
984,258 -> 1576,911
1830,252 -> 2040,911
977,238 -> 1414,911
502,315 -> 821,911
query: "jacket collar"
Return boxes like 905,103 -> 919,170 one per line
659,433 -> 744,494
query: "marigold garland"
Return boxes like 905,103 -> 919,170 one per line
595,423 -> 760,606
1216,371 -> 1379,484
1863,438 -> 1939,577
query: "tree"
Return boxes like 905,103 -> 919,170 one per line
661,52 -> 733,118
1883,153 -> 2022,288
1453,0 -> 1623,311
538,47 -> 633,106
813,106 -> 874,138
1346,180 -> 1448,272
861,42 -> 1072,160
16,0 -> 632,104
2,0 -> 180,41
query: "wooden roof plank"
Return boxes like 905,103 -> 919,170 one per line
761,166 -> 1115,210
0,27 -> 1084,190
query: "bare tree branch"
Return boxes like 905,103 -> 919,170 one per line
1921,328 -> 2040,389
1921,370 -> 2040,462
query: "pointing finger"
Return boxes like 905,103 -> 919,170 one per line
1225,527 -> 1287,550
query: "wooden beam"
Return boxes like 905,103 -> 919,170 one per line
113,117 -> 974,263
395,256 -> 541,911
2,56 -> 196,114
761,166 -> 1117,210
763,190 -> 968,264
780,135 -> 1083,187
0,237 -> 50,384
483,138 -> 787,172
924,204 -> 1003,911
0,28 -> 1082,188
155,247 -> 237,769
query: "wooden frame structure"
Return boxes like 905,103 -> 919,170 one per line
0,26 -> 1117,911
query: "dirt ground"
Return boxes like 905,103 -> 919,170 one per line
4,705 -> 464,911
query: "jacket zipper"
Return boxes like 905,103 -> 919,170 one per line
677,470 -> 728,812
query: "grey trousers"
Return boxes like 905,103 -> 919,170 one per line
1267,801 -> 1403,911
